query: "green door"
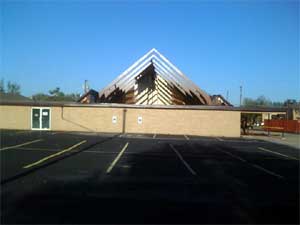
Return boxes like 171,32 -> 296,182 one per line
32,108 -> 41,129
41,109 -> 50,129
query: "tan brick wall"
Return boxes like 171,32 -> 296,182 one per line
125,108 -> 240,137
0,105 -> 31,130
0,105 -> 241,137
51,106 -> 123,133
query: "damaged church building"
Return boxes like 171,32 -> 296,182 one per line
0,49 -> 286,137
78,49 -> 230,106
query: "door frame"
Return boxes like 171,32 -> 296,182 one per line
31,107 -> 51,130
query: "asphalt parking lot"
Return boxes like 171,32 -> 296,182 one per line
1,130 -> 299,224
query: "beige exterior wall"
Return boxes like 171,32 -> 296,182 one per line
0,105 -> 31,130
0,105 -> 241,137
125,108 -> 240,137
293,109 -> 300,120
262,112 -> 286,121
51,106 -> 123,133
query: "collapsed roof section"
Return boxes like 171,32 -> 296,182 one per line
98,48 -> 212,105
211,95 -> 233,107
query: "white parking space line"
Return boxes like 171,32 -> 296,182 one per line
170,144 -> 197,176
184,135 -> 189,140
106,142 -> 129,174
258,147 -> 299,161
215,137 -> 224,142
217,147 -> 284,179
0,139 -> 43,151
251,164 -> 284,179
217,148 -> 247,162
153,134 -> 156,139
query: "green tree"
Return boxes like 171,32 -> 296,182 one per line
243,95 -> 274,107
32,93 -> 50,101
272,101 -> 284,107
243,97 -> 256,106
32,87 -> 80,102
256,95 -> 272,106
0,79 -> 5,93
284,99 -> 297,106
7,81 -> 21,94
49,87 -> 64,97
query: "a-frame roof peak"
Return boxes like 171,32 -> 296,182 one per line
147,48 -> 162,56
98,49 -> 212,105
149,48 -> 158,53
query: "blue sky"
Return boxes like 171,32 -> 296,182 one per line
1,0 -> 299,105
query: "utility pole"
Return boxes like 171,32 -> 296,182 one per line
84,80 -> 89,93
226,90 -> 229,101
240,86 -> 242,106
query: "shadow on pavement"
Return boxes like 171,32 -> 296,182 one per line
1,140 -> 299,224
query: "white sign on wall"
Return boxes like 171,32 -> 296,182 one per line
112,116 -> 117,124
138,116 -> 142,124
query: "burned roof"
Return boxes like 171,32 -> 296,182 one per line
98,48 -> 212,105
211,94 -> 233,106
78,89 -> 99,104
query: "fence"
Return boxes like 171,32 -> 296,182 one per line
264,119 -> 300,134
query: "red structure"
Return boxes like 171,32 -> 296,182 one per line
264,119 -> 300,134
